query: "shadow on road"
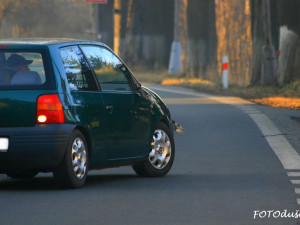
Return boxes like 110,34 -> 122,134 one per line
0,176 -> 59,191
86,174 -> 138,186
0,171 -> 292,192
0,173 -> 140,191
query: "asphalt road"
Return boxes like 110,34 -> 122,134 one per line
1,85 -> 300,225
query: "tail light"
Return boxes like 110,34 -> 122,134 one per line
36,94 -> 64,124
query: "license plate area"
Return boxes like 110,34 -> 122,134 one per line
0,137 -> 9,152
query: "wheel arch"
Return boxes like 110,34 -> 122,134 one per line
160,117 -> 170,128
74,125 -> 92,159
159,116 -> 175,135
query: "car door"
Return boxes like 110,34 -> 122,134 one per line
59,45 -> 108,166
80,45 -> 152,160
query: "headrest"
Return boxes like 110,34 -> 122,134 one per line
11,71 -> 42,85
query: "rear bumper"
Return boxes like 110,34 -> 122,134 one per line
0,124 -> 75,172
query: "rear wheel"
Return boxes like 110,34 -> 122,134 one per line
53,129 -> 89,188
133,122 -> 175,177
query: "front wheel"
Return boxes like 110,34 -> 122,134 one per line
133,122 -> 175,177
53,130 -> 89,188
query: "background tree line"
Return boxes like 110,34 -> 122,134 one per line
0,0 -> 299,87
0,0 -> 94,40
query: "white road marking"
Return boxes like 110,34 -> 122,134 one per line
287,172 -> 300,177
250,113 -> 300,170
295,188 -> 300,194
150,86 -> 300,170
290,180 -> 300,185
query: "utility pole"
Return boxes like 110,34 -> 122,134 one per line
261,0 -> 277,85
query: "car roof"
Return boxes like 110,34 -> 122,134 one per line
0,38 -> 105,48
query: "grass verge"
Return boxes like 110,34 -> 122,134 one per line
133,70 -> 300,110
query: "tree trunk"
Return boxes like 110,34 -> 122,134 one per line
215,0 -> 252,86
250,0 -> 279,86
123,0 -> 136,64
125,0 -> 174,68
95,1 -> 114,49
114,0 -> 121,55
277,26 -> 300,85
276,0 -> 300,84
260,0 -> 277,85
186,0 -> 217,78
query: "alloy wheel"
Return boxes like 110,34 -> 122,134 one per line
71,137 -> 87,179
149,129 -> 172,170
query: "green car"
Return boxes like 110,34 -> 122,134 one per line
0,38 -> 181,188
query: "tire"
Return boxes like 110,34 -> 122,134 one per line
53,129 -> 89,188
7,171 -> 38,179
133,122 -> 175,177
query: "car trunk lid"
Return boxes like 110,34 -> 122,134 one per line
0,90 -> 56,127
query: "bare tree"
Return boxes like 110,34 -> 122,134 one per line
260,0 -> 277,85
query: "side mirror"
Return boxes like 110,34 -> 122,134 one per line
136,83 -> 150,101
136,82 -> 142,90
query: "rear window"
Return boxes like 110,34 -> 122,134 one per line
0,50 -> 55,90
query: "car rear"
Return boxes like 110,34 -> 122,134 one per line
0,43 -> 74,173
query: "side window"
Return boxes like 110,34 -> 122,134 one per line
80,45 -> 132,91
59,46 -> 97,91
